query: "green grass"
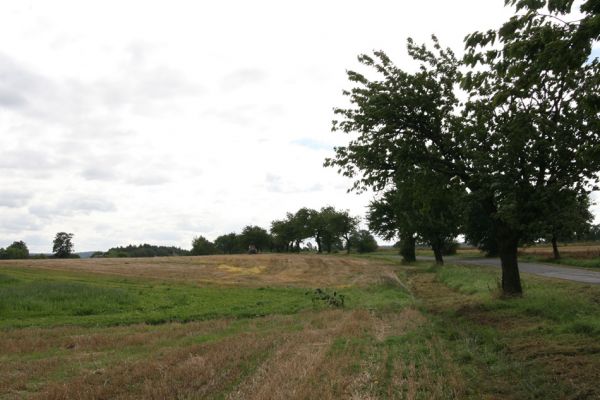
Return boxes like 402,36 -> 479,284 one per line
0,266 -> 411,329
435,263 -> 600,337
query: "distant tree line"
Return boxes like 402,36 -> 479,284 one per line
190,206 -> 378,256
92,244 -> 191,258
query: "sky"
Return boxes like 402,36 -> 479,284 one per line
0,1 -> 598,253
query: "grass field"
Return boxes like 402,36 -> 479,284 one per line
1,253 -> 600,399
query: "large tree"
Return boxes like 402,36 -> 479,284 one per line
239,225 -> 271,252
53,232 -> 74,258
326,2 -> 599,295
214,233 -> 243,254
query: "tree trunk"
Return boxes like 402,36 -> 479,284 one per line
316,235 -> 322,253
432,242 -> 444,265
551,235 -> 560,260
345,235 -> 351,254
400,233 -> 416,262
497,228 -> 522,296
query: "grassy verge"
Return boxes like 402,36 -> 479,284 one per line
518,253 -> 600,269
409,261 -> 600,398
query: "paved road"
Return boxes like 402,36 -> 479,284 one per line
422,256 -> 600,285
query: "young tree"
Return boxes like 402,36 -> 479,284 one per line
326,3 -> 599,295
536,189 -> 593,259
331,210 -> 360,254
349,230 -> 379,253
368,171 -> 463,265
367,189 -> 417,262
53,232 -> 74,258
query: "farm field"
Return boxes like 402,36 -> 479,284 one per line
2,254 -> 600,399
518,243 -> 600,269
407,242 -> 600,269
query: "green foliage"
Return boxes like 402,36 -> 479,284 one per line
326,3 -> 600,293
442,241 -> 459,256
0,241 -> 29,259
191,236 -> 217,256
239,226 -> 271,252
214,233 -> 244,254
97,244 -> 190,258
349,230 -> 379,253
53,232 -> 74,258
582,224 -> 600,241
306,288 -> 345,308
368,170 -> 464,264
536,190 -> 593,244
270,206 -> 360,253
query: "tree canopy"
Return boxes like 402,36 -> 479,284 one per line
326,1 -> 600,295
53,232 -> 74,259
0,241 -> 30,260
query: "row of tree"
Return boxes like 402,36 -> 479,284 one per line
325,0 -> 600,295
191,207 -> 378,255
92,244 -> 190,258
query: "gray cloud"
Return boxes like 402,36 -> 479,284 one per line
0,190 -> 34,208
0,53 -> 48,111
265,173 -> 283,193
81,166 -> 118,181
0,149 -> 67,172
29,196 -> 116,218
0,212 -> 42,233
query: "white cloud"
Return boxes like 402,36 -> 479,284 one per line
1,0 -> 566,252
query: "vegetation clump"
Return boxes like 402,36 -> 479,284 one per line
306,288 -> 345,308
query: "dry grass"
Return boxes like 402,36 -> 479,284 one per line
0,254 -> 394,288
1,308 -> 460,399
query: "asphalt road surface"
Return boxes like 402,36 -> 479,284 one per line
437,257 -> 600,285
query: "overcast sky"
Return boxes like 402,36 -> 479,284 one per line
1,1 -> 598,252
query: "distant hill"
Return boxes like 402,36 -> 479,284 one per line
76,251 -> 98,259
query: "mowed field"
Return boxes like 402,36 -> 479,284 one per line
2,254 -> 600,399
